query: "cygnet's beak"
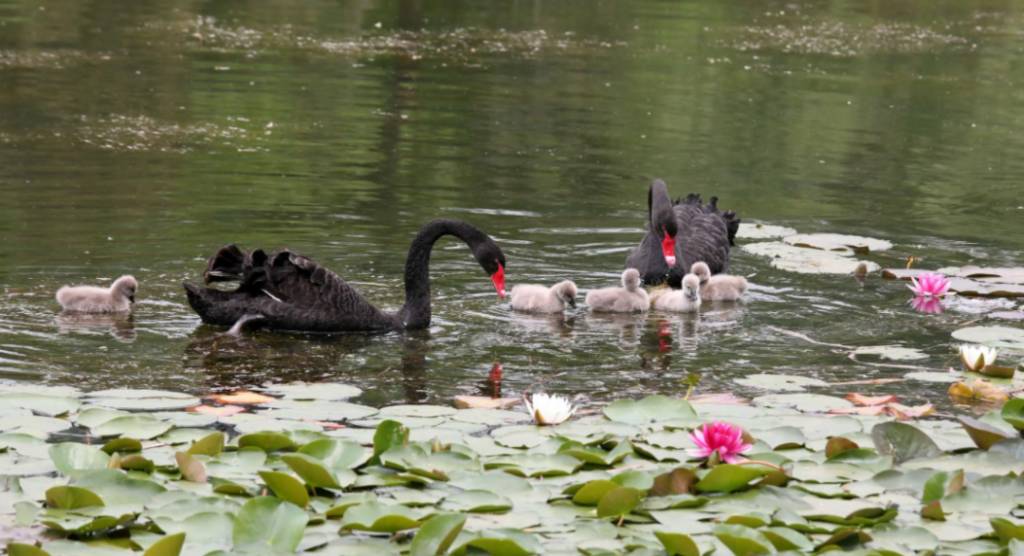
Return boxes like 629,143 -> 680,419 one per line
568,297 -> 577,309
687,290 -> 698,301
129,295 -> 136,304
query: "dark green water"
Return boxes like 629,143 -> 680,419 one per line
1,0 -> 1023,409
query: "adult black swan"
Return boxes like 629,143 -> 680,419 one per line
625,179 -> 740,288
183,219 -> 506,333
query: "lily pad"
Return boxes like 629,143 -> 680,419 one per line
752,393 -> 853,413
783,233 -> 892,253
743,242 -> 879,274
712,523 -> 776,555
602,396 -> 696,424
409,513 -> 466,556
853,346 -> 929,361
48,443 -> 110,477
871,422 -> 941,463
952,326 -> 1024,349
262,382 -> 362,400
733,374 -> 828,392
340,500 -> 422,533
233,496 -> 308,553
0,394 -> 80,417
737,223 -> 797,240
884,269 -> 1024,297
91,415 -> 173,440
695,464 -> 769,493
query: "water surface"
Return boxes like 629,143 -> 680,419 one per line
2,0 -> 1023,410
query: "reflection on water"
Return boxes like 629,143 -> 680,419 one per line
56,313 -> 136,343
2,0 -> 1024,411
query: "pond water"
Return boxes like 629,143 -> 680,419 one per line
1,0 -> 1023,411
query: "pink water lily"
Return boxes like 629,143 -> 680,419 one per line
688,421 -> 752,464
908,272 -> 950,298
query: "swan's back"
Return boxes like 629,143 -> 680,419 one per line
586,287 -> 649,313
512,282 -> 577,313
57,285 -> 120,313
702,275 -> 749,301
185,246 -> 396,332
671,194 -> 737,280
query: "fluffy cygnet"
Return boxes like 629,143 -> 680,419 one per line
586,269 -> 649,313
510,281 -> 578,313
56,276 -> 138,313
651,274 -> 701,312
690,262 -> 748,301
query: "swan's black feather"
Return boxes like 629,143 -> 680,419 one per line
184,219 -> 505,333
627,181 -> 740,288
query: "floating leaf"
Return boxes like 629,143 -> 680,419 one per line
48,443 -> 110,477
74,469 -> 166,506
852,346 -> 927,361
299,439 -> 369,469
175,452 -> 206,483
409,513 -> 466,556
187,404 -> 246,417
980,364 -> 1017,378
232,497 -> 307,553
784,233 -> 892,253
0,393 -> 80,417
752,393 -> 853,412
650,468 -> 700,496
825,437 -> 859,458
454,529 -> 542,556
558,439 -> 632,466
712,523 -> 776,555
601,395 -> 696,424
573,480 -> 621,506
340,500 -> 422,533
488,453 -> 582,478
119,454 -> 154,473
695,464 -> 769,493
100,437 -> 142,455
263,382 -> 362,400
441,490 -> 512,513
596,487 -> 643,519
7,544 -> 51,556
258,471 -> 309,508
92,415 -> 173,440
743,242 -> 878,274
187,432 -> 225,456
952,326 -> 1024,349
921,500 -> 946,521
733,374 -> 828,392
143,532 -> 185,556
871,422 -> 941,463
1000,399 -> 1024,430
370,420 -> 408,466
45,486 -> 103,510
992,517 -> 1024,544
654,531 -> 700,556
958,416 -> 1013,450
237,432 -> 294,452
922,470 -> 964,503
282,453 -> 354,489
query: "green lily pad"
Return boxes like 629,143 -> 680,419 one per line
871,422 -> 942,463
282,452 -> 356,489
100,437 -> 142,454
958,416 -> 1013,450
712,523 -> 776,554
784,233 -> 892,253
340,500 -> 422,533
755,426 -> 805,449
488,453 -> 583,478
258,471 -> 309,508
596,487 -> 643,519
45,486 -> 103,510
263,382 -> 362,400
761,526 -> 813,551
952,326 -> 1024,350
441,490 -> 512,513
753,393 -> 853,412
853,346 -> 929,361
48,443 -> 109,477
142,532 -> 185,556
999,398 -> 1024,430
409,513 -> 466,556
452,408 -> 527,426
299,438 -> 369,469
92,415 -> 173,440
74,469 -> 166,506
0,393 -> 80,417
237,432 -> 294,452
453,528 -> 542,556
602,396 -> 696,424
573,480 -> 621,506
654,532 -> 700,556
186,432 -> 225,456
378,405 -> 457,418
743,241 -> 878,274
558,439 -> 632,466
695,464 -> 769,493
233,496 -> 308,553
733,374 -> 829,392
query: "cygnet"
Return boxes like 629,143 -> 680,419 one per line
510,281 -> 578,313
586,269 -> 649,313
690,262 -> 748,301
56,276 -> 138,313
651,274 -> 701,312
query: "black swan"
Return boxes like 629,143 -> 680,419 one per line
625,179 -> 740,288
183,219 -> 506,333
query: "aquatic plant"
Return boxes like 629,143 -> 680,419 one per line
908,271 -> 951,298
960,344 -> 998,371
524,392 -> 576,425
687,421 -> 752,463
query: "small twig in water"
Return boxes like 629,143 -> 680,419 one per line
768,326 -> 855,349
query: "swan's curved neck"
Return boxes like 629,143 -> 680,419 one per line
397,219 -> 489,330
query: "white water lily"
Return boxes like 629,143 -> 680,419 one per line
960,344 -> 998,371
525,393 -> 576,426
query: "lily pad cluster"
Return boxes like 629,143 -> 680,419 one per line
738,225 -> 886,274
0,384 -> 1022,556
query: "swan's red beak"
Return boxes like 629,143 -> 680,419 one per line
662,232 -> 676,266
491,263 -> 506,299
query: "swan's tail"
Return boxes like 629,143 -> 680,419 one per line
204,244 -> 246,284
707,197 -> 741,247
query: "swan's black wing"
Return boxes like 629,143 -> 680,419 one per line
625,222 -> 671,287
185,246 -> 397,333
670,194 -> 738,284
